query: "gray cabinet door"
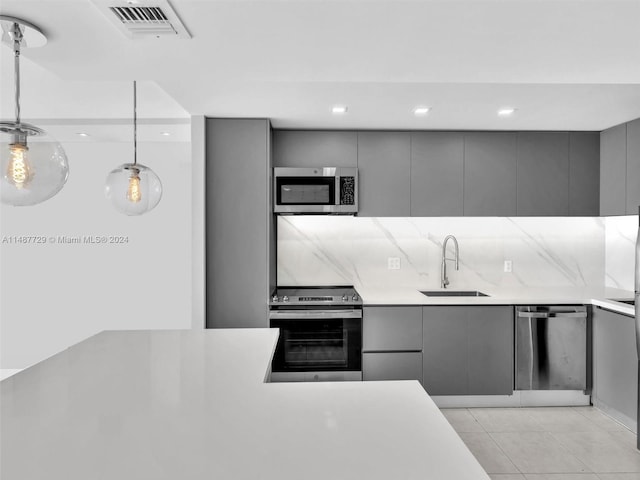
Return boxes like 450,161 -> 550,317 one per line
626,118 -> 640,214
206,119 -> 271,328
569,132 -> 600,216
467,307 -> 514,395
272,130 -> 357,167
600,124 -> 627,216
357,132 -> 411,216
593,307 -> 637,427
517,132 -> 570,216
423,307 -> 468,395
423,306 -> 514,396
410,132 -> 464,216
363,352 -> 423,381
363,306 -> 422,351
463,132 -> 517,216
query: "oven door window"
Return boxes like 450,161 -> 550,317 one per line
276,177 -> 335,205
271,318 -> 361,372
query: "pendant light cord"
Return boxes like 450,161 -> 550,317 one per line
12,22 -> 23,127
133,80 -> 138,166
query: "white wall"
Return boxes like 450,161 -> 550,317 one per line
278,216 -> 606,290
0,140 -> 192,369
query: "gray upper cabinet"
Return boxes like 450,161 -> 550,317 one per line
357,132 -> 411,216
206,119 -> 272,329
600,123 -> 627,216
411,132 -> 464,216
517,132 -> 570,216
463,132 -> 517,216
627,118 -> 640,214
273,130 -> 357,167
569,132 -> 600,216
273,129 -> 601,217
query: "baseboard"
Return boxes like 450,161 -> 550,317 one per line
432,390 -> 591,408
592,399 -> 637,433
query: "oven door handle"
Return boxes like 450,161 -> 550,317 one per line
269,310 -> 362,320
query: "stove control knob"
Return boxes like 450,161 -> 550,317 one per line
282,295 -> 289,302
271,295 -> 279,303
342,294 -> 349,302
352,294 -> 359,301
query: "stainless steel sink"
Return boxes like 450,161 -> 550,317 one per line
421,290 -> 489,297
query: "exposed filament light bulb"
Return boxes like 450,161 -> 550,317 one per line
127,170 -> 141,203
6,142 -> 32,189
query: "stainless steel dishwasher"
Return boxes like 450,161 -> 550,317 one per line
515,305 -> 588,390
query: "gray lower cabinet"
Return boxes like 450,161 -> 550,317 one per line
516,132 -> 570,216
600,123 -> 627,216
423,306 -> 514,396
410,132 -> 464,216
363,352 -> 423,381
627,118 -> 640,214
205,119 -> 273,328
593,307 -> 637,428
569,132 -> 600,216
357,132 -> 411,216
272,130 -> 357,167
463,132 -> 517,216
362,306 -> 423,382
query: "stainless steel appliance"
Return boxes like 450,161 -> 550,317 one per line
635,208 -> 640,449
269,286 -> 362,382
273,167 -> 358,214
515,305 -> 588,390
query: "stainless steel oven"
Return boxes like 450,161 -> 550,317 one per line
269,286 -> 362,382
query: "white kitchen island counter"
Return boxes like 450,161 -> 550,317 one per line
0,329 -> 489,480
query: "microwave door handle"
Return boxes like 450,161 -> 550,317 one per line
269,310 -> 362,320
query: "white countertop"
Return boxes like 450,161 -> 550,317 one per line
358,285 -> 636,316
1,329 -> 490,480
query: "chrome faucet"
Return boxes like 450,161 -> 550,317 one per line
441,235 -> 459,289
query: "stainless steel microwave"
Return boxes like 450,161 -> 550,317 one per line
273,167 -> 358,214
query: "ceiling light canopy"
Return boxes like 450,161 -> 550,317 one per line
332,105 -> 348,114
0,16 -> 69,207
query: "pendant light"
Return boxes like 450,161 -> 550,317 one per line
0,16 -> 69,206
105,81 -> 162,215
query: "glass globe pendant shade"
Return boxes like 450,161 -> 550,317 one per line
105,163 -> 162,215
0,122 -> 69,206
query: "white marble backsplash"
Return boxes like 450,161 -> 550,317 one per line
605,215 -> 638,291
278,216 -> 607,290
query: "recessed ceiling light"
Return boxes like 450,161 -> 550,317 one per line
76,132 -> 90,137
498,107 -> 516,117
332,105 -> 348,114
413,106 -> 431,116
160,132 -> 171,136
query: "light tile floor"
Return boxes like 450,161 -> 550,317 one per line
440,407 -> 640,480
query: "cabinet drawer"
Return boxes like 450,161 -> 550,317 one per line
363,352 -> 423,381
363,307 -> 422,351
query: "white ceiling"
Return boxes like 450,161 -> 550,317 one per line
1,0 -> 640,133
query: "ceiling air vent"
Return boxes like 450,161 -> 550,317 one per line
91,0 -> 191,39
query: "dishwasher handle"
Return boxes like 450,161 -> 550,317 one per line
517,311 -> 587,319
